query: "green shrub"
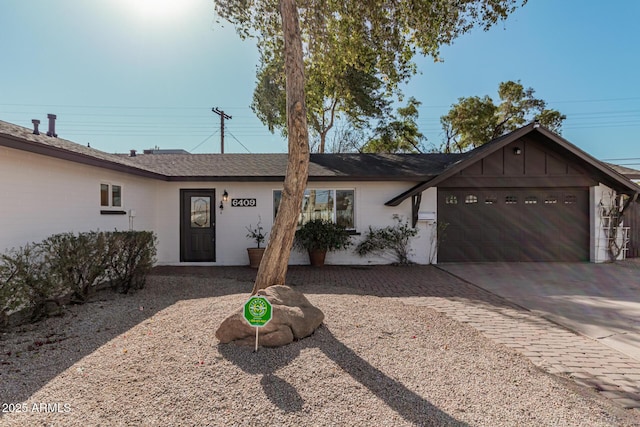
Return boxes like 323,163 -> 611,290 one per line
0,244 -> 67,321
106,231 -> 157,294
0,248 -> 32,315
356,215 -> 418,265
0,230 -> 157,326
41,231 -> 110,303
294,219 -> 352,252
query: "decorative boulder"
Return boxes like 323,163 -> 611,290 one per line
215,285 -> 324,347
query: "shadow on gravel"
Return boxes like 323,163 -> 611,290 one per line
218,325 -> 468,426
0,276 -> 251,408
0,264 -> 508,418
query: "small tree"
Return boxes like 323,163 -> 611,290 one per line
357,216 -> 418,265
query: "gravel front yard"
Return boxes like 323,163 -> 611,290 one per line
1,273 -> 639,426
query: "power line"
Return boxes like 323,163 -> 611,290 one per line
549,96 -> 640,104
0,103 -> 249,110
227,130 -> 252,153
190,131 -> 219,153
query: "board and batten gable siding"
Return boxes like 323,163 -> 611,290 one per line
0,146 -> 159,252
441,135 -> 597,188
153,181 -> 437,266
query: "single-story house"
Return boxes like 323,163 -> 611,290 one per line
1,116 -> 639,265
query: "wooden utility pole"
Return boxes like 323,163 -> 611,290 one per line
212,107 -> 232,153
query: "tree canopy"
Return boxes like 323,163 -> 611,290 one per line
252,37 -> 391,153
440,80 -> 565,153
214,0 -> 527,292
361,97 -> 426,153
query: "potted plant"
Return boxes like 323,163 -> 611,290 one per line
246,218 -> 268,268
294,218 -> 352,266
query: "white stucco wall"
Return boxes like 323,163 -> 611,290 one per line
1,146 -> 440,266
154,181 -> 438,266
0,146 -> 158,252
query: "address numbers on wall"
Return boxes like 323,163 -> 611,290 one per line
231,198 -> 257,207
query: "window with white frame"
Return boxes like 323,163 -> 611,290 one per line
100,183 -> 122,208
273,189 -> 355,229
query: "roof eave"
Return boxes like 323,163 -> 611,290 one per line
0,133 -> 168,181
165,175 -> 437,182
533,126 -> 640,195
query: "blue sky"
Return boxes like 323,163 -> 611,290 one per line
1,0 -> 639,167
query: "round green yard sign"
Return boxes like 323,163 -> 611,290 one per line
243,296 -> 273,327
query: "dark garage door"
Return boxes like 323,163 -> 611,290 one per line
438,188 -> 589,262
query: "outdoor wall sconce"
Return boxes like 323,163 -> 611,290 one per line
219,189 -> 229,211
513,147 -> 522,155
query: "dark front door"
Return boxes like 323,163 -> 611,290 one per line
180,189 -> 216,262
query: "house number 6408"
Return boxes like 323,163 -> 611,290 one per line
231,198 -> 257,207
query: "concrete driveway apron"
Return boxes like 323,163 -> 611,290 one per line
438,260 -> 640,362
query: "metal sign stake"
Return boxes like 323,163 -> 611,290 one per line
255,327 -> 259,352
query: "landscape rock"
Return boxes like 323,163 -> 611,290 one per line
215,285 -> 324,347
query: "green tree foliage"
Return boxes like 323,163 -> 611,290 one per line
441,80 -> 566,153
252,43 -> 390,153
361,97 -> 426,153
214,0 -> 527,291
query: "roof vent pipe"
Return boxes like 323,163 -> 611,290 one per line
32,119 -> 40,135
130,149 -> 137,157
46,114 -> 57,137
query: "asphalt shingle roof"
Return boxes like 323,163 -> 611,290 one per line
120,152 -> 463,180
0,119 -> 156,173
0,119 -> 463,181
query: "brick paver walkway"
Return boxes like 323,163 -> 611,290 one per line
153,264 -> 640,409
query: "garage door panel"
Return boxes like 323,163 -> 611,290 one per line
438,188 -> 589,262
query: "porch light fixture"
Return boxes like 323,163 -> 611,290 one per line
223,190 -> 229,202
513,147 -> 522,155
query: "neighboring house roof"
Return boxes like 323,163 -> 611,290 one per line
385,123 -> 640,206
606,162 -> 640,180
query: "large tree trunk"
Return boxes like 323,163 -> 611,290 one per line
251,0 -> 309,294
